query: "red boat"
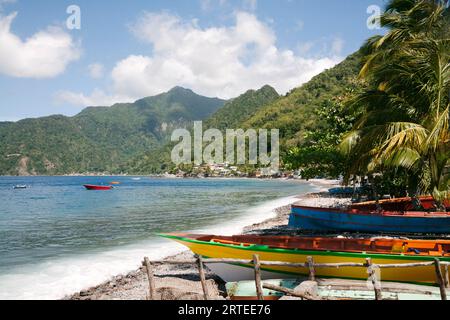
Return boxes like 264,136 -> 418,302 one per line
351,196 -> 450,212
83,184 -> 113,191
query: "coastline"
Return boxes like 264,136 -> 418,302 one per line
66,179 -> 342,300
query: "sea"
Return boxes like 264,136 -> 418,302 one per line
0,176 -> 317,300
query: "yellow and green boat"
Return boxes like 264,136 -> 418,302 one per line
161,233 -> 450,285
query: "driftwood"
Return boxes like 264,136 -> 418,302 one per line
196,255 -> 210,300
366,258 -> 383,300
307,256 -> 316,281
253,255 -> 264,301
444,265 -> 449,288
143,256 -> 450,301
263,283 -> 321,300
434,259 -> 447,300
143,257 -> 156,300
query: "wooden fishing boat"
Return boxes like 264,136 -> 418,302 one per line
350,196 -> 450,212
160,233 -> 450,284
226,279 -> 447,300
83,184 -> 113,191
289,205 -> 450,234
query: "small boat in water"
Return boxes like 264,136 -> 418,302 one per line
289,205 -> 450,234
160,233 -> 450,284
83,184 -> 113,191
13,185 -> 28,189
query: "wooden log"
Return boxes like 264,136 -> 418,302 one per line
376,262 -> 435,268
263,283 -> 321,300
307,256 -> 316,281
143,257 -> 156,300
253,254 -> 264,301
366,258 -> 382,300
196,255 -> 210,300
434,259 -> 447,300
445,265 -> 449,289
313,262 -> 365,268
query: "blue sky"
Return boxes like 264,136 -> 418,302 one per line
0,0 -> 388,121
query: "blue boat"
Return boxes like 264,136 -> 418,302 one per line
289,205 -> 450,234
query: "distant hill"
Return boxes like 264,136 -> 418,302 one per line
0,87 -> 226,175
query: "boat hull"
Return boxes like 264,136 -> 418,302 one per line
289,206 -> 450,234
162,234 -> 450,285
83,185 -> 113,190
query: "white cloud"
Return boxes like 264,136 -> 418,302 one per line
54,89 -> 133,107
59,11 -> 341,106
87,63 -> 104,79
0,12 -> 81,78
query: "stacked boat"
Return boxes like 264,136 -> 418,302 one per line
161,192 -> 450,300
289,196 -> 450,234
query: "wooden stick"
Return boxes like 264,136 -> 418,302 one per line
147,258 -> 436,269
143,257 -> 156,300
434,258 -> 447,300
196,255 -> 210,300
445,265 -> 449,289
307,256 -> 316,281
376,262 -> 435,268
366,258 -> 382,300
263,283 -> 321,300
253,254 -> 264,301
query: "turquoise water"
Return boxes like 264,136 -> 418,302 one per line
0,176 -> 315,299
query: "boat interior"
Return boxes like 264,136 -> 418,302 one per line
291,205 -> 450,217
181,234 -> 450,257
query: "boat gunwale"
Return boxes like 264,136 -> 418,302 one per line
291,205 -> 450,218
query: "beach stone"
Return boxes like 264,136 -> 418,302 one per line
79,290 -> 91,297
294,281 -> 318,298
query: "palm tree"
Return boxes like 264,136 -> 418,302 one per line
341,0 -> 449,209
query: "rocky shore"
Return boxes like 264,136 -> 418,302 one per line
66,181 -> 346,300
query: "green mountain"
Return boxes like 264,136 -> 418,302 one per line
118,52 -> 363,175
0,87 -> 226,175
244,51 -> 363,149
0,51 -> 363,176
127,85 -> 280,173
204,85 -> 280,130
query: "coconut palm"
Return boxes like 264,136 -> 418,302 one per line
341,0 -> 449,208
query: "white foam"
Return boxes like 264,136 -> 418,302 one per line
0,194 -> 302,300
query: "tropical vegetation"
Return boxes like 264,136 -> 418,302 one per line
339,0 -> 449,206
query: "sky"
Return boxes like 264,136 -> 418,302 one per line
0,0 -> 389,121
